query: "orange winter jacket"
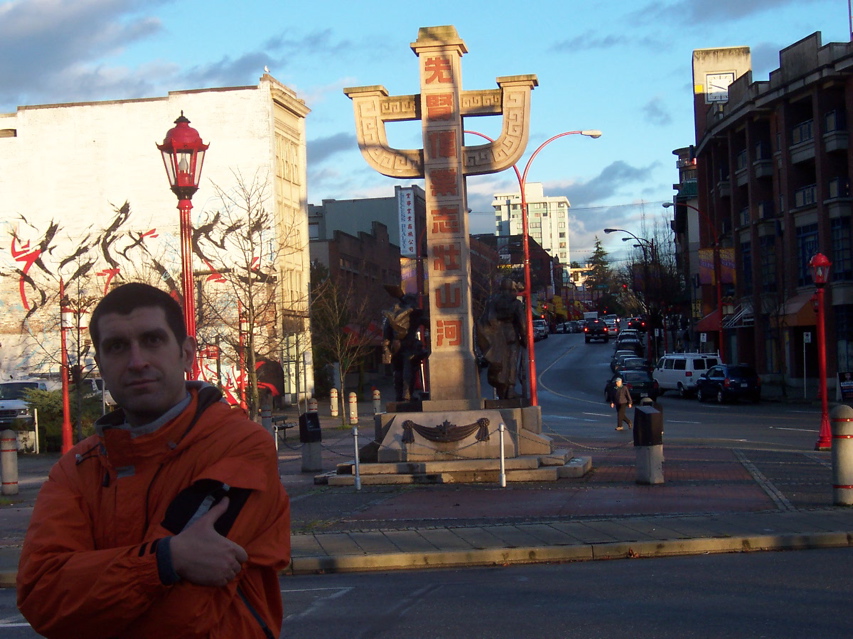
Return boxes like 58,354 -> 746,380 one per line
17,384 -> 291,639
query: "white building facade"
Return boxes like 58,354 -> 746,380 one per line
0,75 -> 313,401
492,182 -> 571,264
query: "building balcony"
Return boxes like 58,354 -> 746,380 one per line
824,130 -> 849,153
753,158 -> 773,179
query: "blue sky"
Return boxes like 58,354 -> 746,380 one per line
0,0 -> 848,264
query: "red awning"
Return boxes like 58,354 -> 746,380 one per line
774,291 -> 817,327
694,308 -> 721,333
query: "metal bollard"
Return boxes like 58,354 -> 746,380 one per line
831,404 -> 853,505
348,392 -> 358,425
330,388 -> 339,417
633,405 -> 664,485
261,407 -> 273,439
1,429 -> 19,496
372,387 -> 382,414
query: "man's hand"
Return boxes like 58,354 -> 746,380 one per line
170,497 -> 248,587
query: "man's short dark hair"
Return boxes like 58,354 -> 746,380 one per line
90,283 -> 187,351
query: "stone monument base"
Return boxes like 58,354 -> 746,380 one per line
316,401 -> 593,485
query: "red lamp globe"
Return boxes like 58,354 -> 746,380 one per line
809,253 -> 831,287
157,112 -> 209,200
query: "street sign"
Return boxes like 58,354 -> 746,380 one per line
804,332 -> 812,344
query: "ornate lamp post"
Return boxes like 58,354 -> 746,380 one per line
157,112 -> 208,379
465,129 -> 602,405
811,252 -> 832,451
662,201 -> 724,361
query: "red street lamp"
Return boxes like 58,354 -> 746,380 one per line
157,112 -> 208,379
811,252 -> 832,451
663,201 -> 724,362
465,129 -> 602,406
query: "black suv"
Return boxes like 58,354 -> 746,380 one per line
584,319 -> 609,343
696,364 -> 761,403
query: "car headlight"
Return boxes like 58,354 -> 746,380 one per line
16,409 -> 30,417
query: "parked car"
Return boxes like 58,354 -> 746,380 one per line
615,356 -> 651,375
626,317 -> 648,331
613,335 -> 644,356
565,320 -> 582,333
604,370 -> 660,403
654,352 -> 721,397
696,364 -> 761,403
584,318 -> 609,343
0,380 -> 48,430
611,350 -> 640,373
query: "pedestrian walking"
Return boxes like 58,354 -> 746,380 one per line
609,377 -> 633,431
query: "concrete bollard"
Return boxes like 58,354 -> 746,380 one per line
372,387 -> 382,414
831,404 -> 853,506
330,388 -> 339,417
633,406 -> 664,485
348,392 -> 358,425
308,397 -> 318,414
1,429 -> 19,496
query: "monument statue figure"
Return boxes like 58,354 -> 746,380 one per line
381,285 -> 428,402
477,278 -> 526,400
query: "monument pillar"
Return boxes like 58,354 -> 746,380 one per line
345,25 -> 537,410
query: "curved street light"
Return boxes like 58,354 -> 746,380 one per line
662,201 -> 724,362
604,228 -> 658,358
466,129 -> 602,406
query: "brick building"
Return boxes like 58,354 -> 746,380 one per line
677,32 -> 852,388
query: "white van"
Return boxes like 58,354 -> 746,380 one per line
654,352 -> 721,397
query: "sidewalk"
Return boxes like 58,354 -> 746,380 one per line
2,388 -> 852,587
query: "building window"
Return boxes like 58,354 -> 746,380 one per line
740,240 -> 752,295
796,223 -> 819,287
832,217 -> 853,281
760,235 -> 777,293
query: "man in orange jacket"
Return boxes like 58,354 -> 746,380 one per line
17,283 -> 291,638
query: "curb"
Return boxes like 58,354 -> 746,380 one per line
284,530 -> 853,576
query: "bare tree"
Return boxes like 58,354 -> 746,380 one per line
195,170 -> 309,421
310,261 -> 378,426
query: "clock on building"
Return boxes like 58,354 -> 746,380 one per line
705,72 -> 735,103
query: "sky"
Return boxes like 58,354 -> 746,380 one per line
0,0 -> 848,266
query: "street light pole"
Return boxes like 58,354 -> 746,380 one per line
157,113 -> 209,380
663,201 -> 725,362
465,129 -> 602,406
604,228 -> 656,359
810,253 -> 832,451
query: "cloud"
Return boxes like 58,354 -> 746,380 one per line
559,160 -> 660,205
642,97 -> 672,126
630,0 -> 827,25
0,0 -> 169,107
549,31 -> 661,53
308,132 -> 357,164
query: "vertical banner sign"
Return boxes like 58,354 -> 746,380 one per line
397,187 -> 417,257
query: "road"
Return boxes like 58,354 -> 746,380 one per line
3,548 -> 851,637
534,332 -> 821,451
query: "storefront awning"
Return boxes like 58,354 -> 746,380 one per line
694,308 -> 721,333
775,291 -> 817,327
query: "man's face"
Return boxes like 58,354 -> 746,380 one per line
95,306 -> 194,426
615,379 -> 623,387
